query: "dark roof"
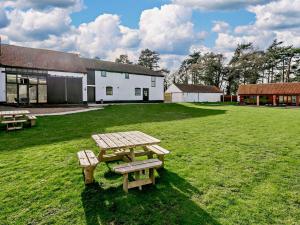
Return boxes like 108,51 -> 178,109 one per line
174,83 -> 223,93
0,44 -> 87,73
0,44 -> 164,76
238,83 -> 300,95
81,58 -> 164,77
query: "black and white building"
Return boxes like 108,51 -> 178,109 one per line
0,44 -> 164,105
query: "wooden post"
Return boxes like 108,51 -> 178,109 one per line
296,96 -> 300,107
129,148 -> 135,162
149,168 -> 155,185
135,171 -> 142,190
123,173 -> 129,193
273,95 -> 277,106
257,96 -> 260,106
83,166 -> 96,184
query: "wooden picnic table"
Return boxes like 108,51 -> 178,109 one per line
92,131 -> 161,162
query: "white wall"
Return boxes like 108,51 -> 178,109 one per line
171,93 -> 183,102
0,67 -> 5,102
95,71 -> 164,101
48,71 -> 87,102
165,84 -> 182,93
183,93 -> 222,102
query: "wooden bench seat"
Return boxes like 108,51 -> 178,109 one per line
27,115 -> 37,127
77,150 -> 99,184
113,158 -> 162,193
1,119 -> 27,124
1,119 -> 27,131
145,145 -> 170,167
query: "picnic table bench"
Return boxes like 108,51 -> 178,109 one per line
77,150 -> 99,184
113,158 -> 162,193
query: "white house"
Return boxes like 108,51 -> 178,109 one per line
165,83 -> 223,103
82,58 -> 164,103
0,44 -> 164,105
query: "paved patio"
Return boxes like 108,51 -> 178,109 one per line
0,105 -> 103,116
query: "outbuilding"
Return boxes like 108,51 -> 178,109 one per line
165,83 -> 223,103
238,83 -> 300,106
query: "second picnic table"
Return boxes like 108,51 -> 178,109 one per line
0,110 -> 34,131
92,131 -> 161,162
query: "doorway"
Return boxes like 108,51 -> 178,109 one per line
87,86 -> 95,103
143,88 -> 149,101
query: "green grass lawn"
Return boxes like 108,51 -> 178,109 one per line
0,103 -> 299,225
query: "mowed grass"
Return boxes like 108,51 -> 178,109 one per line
0,103 -> 299,225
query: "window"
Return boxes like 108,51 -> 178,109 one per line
6,74 -> 17,83
6,84 -> 17,103
125,73 -> 129,79
135,88 -> 141,96
151,76 -> 156,87
38,85 -> 47,103
101,71 -> 107,77
106,86 -> 113,96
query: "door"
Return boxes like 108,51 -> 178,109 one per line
143,88 -> 149,101
87,86 -> 95,103
29,85 -> 37,103
66,77 -> 82,104
47,77 -> 66,104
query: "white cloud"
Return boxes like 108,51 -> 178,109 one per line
248,0 -> 300,30
212,21 -> 230,33
172,0 -> 276,10
2,0 -> 83,11
139,4 -> 196,54
1,8 -> 72,42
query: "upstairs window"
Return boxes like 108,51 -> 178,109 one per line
125,73 -> 129,79
101,71 -> 107,77
106,86 -> 113,96
135,88 -> 141,96
151,76 -> 156,87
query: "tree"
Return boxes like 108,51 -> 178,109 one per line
115,54 -> 133,64
138,49 -> 160,70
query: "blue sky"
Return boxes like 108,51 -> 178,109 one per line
0,0 -> 299,71
71,0 -> 256,47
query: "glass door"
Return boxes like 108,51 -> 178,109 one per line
29,85 -> 37,103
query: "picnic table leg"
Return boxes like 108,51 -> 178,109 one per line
83,166 -> 96,184
135,171 -> 142,190
123,173 -> 129,193
149,168 -> 155,185
98,150 -> 106,162
129,148 -> 135,162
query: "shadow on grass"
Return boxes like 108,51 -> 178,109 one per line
81,169 -> 221,225
0,104 -> 226,152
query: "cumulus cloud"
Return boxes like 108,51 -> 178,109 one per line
172,0 -> 276,10
212,21 -> 230,33
1,8 -> 72,42
139,4 -> 196,54
2,0 -> 83,11
248,0 -> 300,30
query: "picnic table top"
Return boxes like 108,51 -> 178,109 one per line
0,110 -> 30,116
92,131 -> 161,150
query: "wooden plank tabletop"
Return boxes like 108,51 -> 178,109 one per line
92,131 -> 160,150
0,110 -> 30,116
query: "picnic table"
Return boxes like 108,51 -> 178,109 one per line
92,131 -> 161,162
0,110 -> 36,131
